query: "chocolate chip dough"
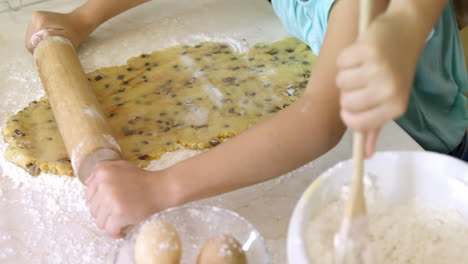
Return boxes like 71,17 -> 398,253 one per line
3,38 -> 315,176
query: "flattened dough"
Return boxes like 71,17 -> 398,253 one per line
3,38 -> 316,176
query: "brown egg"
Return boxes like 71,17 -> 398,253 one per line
134,220 -> 182,264
197,234 -> 247,264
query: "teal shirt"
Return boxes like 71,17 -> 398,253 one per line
272,0 -> 468,153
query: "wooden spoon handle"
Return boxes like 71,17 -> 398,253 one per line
345,132 -> 367,218
345,0 -> 373,219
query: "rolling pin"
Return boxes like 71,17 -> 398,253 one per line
33,36 -> 121,183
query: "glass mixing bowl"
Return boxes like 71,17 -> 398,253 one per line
114,205 -> 269,264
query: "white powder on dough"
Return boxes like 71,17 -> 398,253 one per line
183,106 -> 210,127
306,200 -> 468,264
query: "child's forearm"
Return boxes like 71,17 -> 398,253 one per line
72,0 -> 150,32
387,0 -> 449,47
164,94 -> 346,205
161,0 -> 368,206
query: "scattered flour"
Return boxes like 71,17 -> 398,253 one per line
0,141 -> 200,264
0,57 -> 200,262
0,37 -> 283,264
0,150 -> 119,263
306,200 -> 468,263
0,4 -> 247,262
0,0 -> 307,263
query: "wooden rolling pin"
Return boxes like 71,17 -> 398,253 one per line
33,36 -> 121,183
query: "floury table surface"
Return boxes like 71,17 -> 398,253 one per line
0,0 -> 422,263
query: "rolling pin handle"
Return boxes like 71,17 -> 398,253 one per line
78,148 -> 121,184
34,36 -> 122,183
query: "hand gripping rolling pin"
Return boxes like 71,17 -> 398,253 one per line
33,36 -> 121,183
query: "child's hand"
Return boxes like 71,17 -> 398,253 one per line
336,14 -> 420,156
85,160 -> 179,238
25,11 -> 94,53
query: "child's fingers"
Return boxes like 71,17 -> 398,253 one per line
96,204 -> 111,230
340,104 -> 393,132
96,208 -> 109,229
105,216 -> 126,238
365,129 -> 380,157
85,168 -> 98,186
85,172 -> 99,203
85,161 -> 114,201
336,64 -> 374,91
26,28 -> 63,54
340,82 -> 387,113
25,25 -> 37,53
89,198 -> 102,219
85,184 -> 98,206
337,44 -> 368,69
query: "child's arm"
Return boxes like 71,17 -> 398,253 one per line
25,0 -> 148,52
85,0 -> 385,237
454,0 -> 468,29
336,0 -> 449,156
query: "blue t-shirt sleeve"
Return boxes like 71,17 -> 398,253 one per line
301,0 -> 337,54
272,0 -> 337,55
272,0 -> 434,55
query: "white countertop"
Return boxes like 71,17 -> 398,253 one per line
0,0 -> 422,263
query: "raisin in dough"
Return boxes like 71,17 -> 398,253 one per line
3,38 -> 316,176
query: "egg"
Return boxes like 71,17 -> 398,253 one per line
197,234 -> 247,264
134,220 -> 182,264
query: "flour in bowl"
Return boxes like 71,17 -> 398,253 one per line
306,201 -> 468,263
